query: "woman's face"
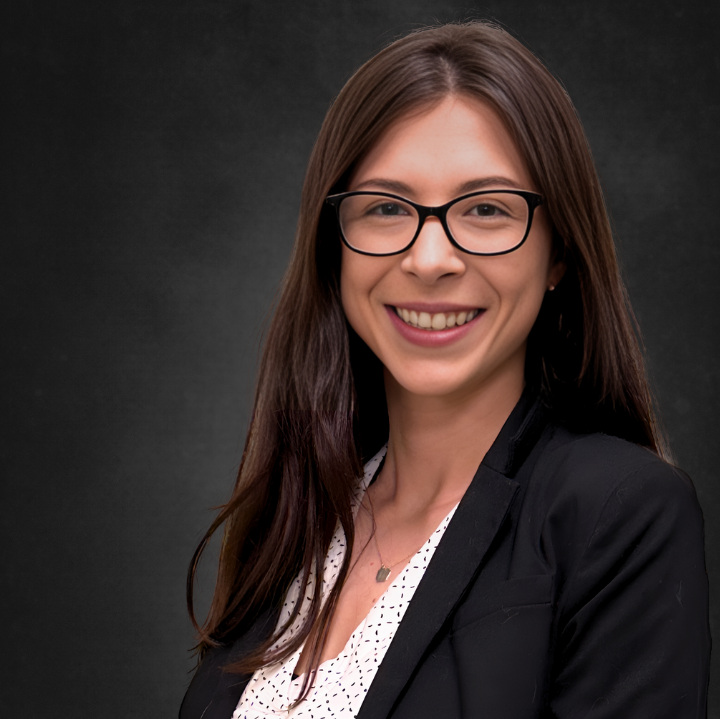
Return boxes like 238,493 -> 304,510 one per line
340,94 -> 563,402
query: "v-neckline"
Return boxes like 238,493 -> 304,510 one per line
291,458 -> 460,679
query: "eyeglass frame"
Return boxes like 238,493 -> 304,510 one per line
325,189 -> 544,257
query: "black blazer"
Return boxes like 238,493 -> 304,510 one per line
180,396 -> 710,718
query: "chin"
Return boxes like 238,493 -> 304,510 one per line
385,366 -> 480,401
383,349 -> 527,404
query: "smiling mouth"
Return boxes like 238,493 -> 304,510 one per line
393,306 -> 481,330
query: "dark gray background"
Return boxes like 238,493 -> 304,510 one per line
3,1 -> 718,716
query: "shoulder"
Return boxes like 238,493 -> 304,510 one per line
530,426 -> 700,524
541,426 -> 681,481
503,423 -> 710,714
520,427 -> 705,585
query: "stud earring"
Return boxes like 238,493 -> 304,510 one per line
547,284 -> 556,292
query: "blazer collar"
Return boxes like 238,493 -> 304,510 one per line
357,392 -> 546,719
482,389 -> 548,477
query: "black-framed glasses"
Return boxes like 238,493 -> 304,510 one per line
325,189 -> 544,256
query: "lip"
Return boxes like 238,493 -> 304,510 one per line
385,305 -> 484,347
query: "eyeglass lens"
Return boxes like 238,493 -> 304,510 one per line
338,192 -> 532,255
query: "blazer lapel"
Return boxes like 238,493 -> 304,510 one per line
356,394 -> 545,719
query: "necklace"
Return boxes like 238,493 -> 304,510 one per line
372,534 -> 421,582
365,488 -> 424,583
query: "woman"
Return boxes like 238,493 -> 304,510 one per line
181,22 -> 710,718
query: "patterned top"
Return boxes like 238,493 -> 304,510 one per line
232,448 -> 458,718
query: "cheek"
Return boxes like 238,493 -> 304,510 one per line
485,245 -> 551,298
492,276 -> 546,347
486,235 -> 555,332
339,250 -> 360,324
340,276 -> 360,334
339,250 -> 379,337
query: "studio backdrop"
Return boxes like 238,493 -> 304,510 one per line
3,1 -> 718,716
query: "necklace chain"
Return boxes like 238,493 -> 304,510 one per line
366,488 -> 424,583
372,533 -> 421,582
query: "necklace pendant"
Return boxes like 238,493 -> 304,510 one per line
376,565 -> 391,582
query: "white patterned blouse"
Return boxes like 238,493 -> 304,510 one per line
232,447 -> 458,718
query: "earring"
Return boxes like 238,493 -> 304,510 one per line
547,284 -> 556,292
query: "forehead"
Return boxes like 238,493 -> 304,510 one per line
349,94 -> 533,197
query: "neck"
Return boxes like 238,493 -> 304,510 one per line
376,370 -> 524,513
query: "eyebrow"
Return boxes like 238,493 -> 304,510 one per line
351,176 -> 526,195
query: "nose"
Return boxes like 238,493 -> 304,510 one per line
400,216 -> 466,283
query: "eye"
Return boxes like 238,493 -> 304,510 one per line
367,201 -> 411,217
466,202 -> 507,218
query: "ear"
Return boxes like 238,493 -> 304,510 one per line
547,259 -> 566,291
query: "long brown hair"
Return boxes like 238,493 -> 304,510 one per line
187,21 -> 665,685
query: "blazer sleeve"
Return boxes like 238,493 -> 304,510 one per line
548,459 -> 710,717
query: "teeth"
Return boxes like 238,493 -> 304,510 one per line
394,307 -> 479,330
431,313 -> 446,330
